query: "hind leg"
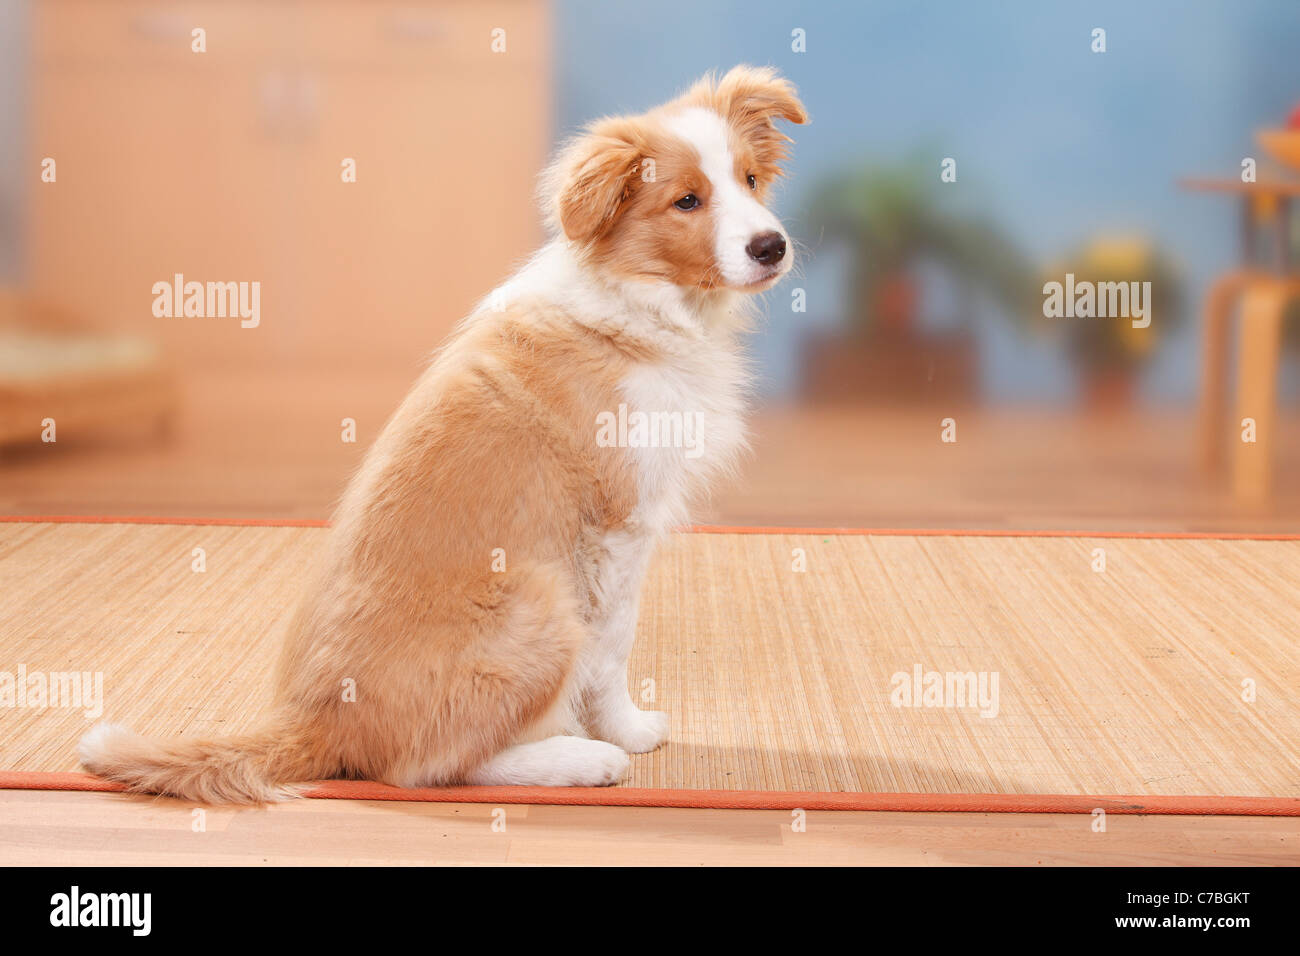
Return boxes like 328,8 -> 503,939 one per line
382,562 -> 594,789
466,735 -> 628,786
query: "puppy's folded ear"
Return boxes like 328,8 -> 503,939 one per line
544,120 -> 643,245
716,65 -> 808,128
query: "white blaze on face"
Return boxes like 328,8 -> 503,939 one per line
664,107 -> 790,289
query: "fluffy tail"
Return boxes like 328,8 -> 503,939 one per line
78,718 -> 329,805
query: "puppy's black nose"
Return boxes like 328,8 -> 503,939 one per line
746,231 -> 786,265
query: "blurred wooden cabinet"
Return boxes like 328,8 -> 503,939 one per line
28,0 -> 552,371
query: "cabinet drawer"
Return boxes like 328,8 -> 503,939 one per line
34,1 -> 296,66
35,1 -> 548,70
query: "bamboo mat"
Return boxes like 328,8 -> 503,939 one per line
1,521 -> 1298,810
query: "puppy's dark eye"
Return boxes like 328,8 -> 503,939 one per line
674,193 -> 700,210
747,174 -> 757,190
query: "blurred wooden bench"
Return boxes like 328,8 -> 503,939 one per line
0,291 -> 176,447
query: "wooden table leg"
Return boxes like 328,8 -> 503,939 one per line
1197,270 -> 1246,473
1232,280 -> 1286,500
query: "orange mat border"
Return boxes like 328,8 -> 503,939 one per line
1,771 -> 1296,815
4,516 -> 1297,814
0,514 -> 331,528
3,514 -> 1300,540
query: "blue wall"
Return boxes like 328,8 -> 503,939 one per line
553,0 -> 1300,401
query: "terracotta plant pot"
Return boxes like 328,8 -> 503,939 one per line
1079,367 -> 1136,413
800,326 -> 977,404
873,274 -> 920,335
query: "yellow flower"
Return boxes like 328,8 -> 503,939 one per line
1085,236 -> 1150,274
1118,310 -> 1156,355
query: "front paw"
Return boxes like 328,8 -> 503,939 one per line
596,708 -> 669,754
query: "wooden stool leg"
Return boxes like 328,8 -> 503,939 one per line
1232,282 -> 1286,500
1197,271 -> 1245,473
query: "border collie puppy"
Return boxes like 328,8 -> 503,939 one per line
81,66 -> 806,802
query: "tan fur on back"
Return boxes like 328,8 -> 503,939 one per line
274,306 -> 646,786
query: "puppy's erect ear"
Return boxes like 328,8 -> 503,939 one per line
547,120 -> 643,245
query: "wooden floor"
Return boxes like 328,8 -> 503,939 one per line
4,789 -> 1296,866
3,368 -> 1300,532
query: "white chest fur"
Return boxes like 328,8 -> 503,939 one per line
488,241 -> 752,534
616,337 -> 748,533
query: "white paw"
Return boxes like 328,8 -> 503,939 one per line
581,740 -> 632,786
539,737 -> 628,786
469,736 -> 629,788
598,708 -> 669,754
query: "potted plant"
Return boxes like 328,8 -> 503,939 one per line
802,159 -> 1035,402
1041,237 -> 1183,411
